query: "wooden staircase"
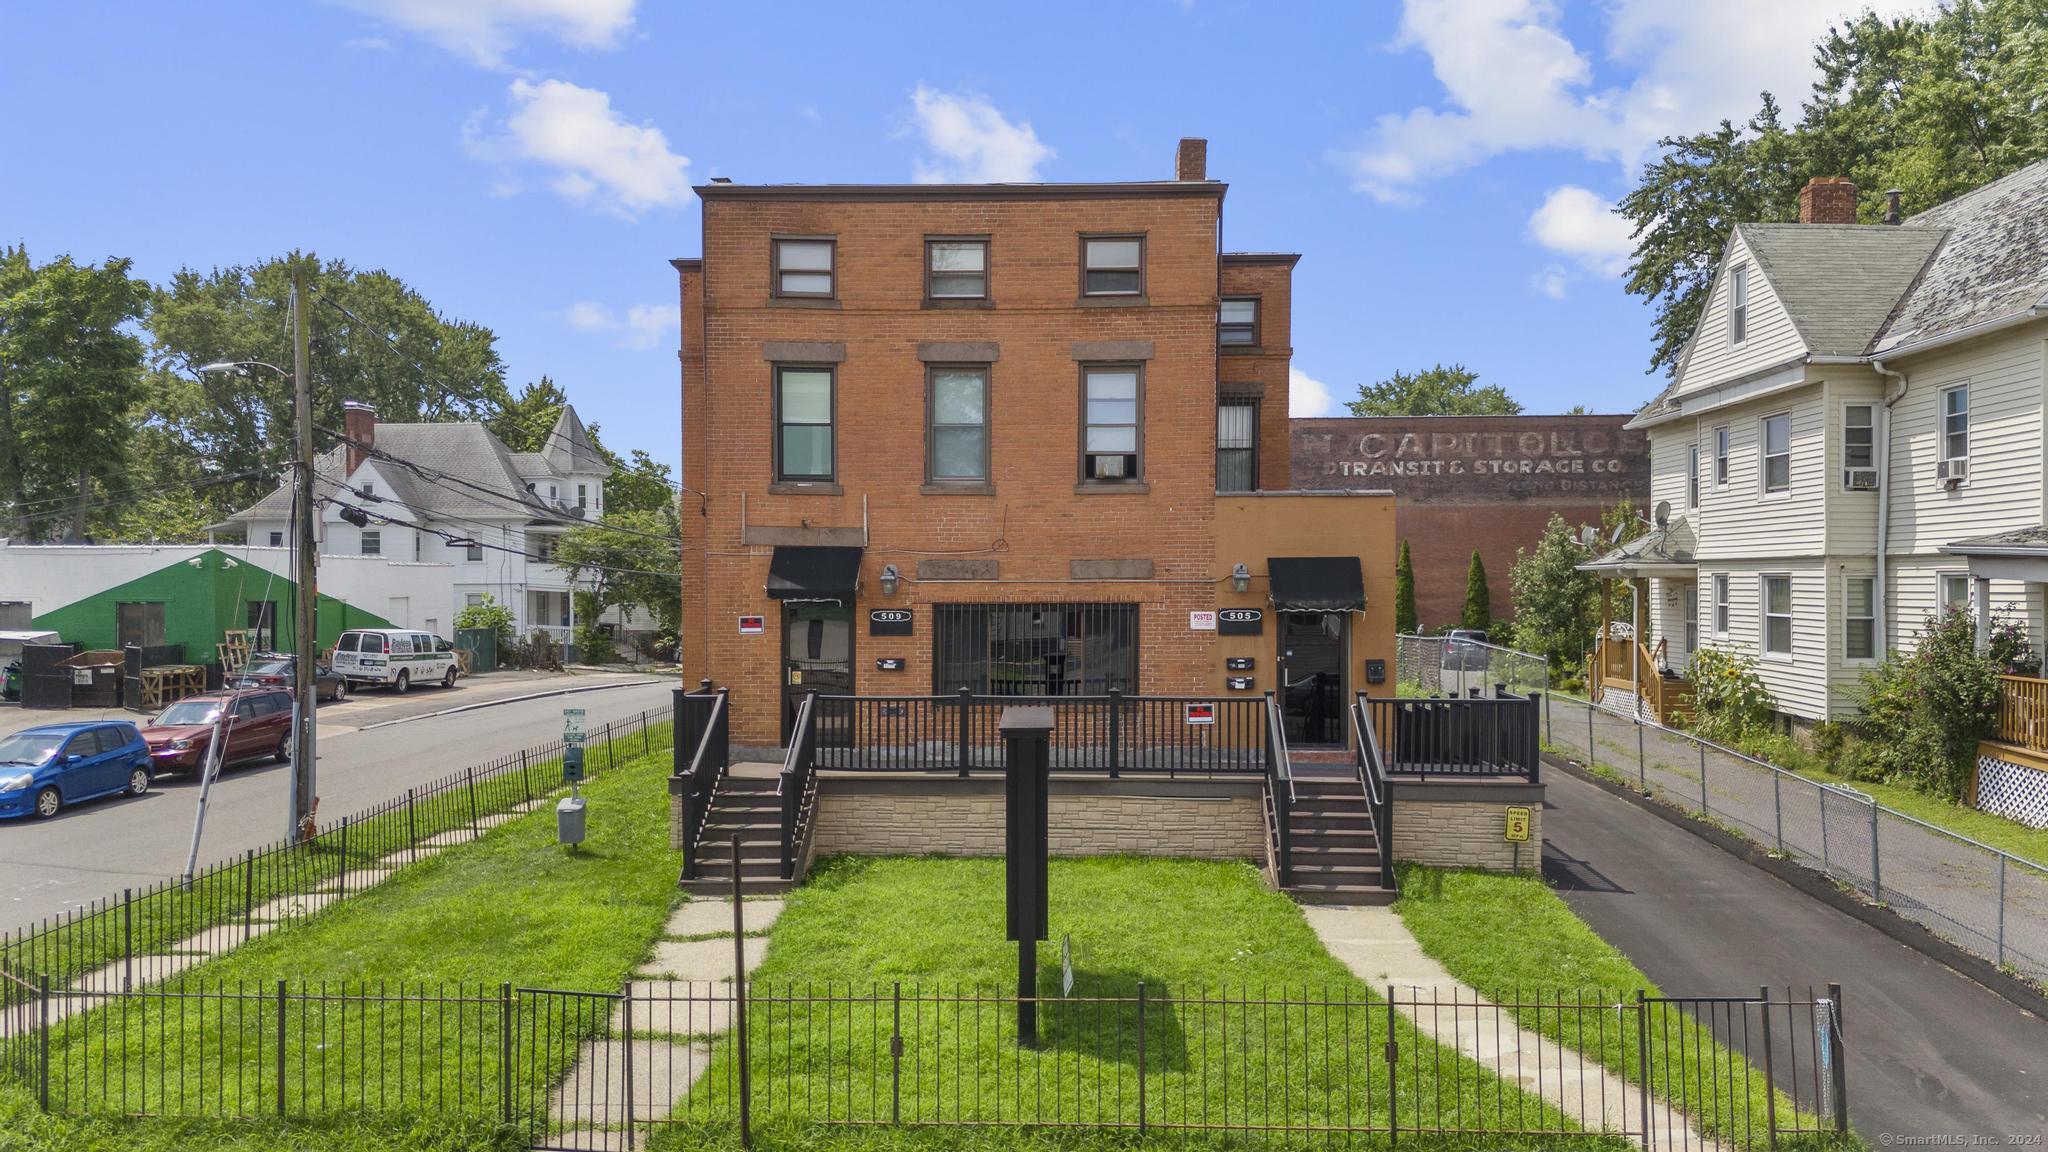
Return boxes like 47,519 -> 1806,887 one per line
681,763 -> 791,897
1281,775 -> 1396,905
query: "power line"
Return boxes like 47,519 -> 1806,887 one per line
3,469 -> 275,533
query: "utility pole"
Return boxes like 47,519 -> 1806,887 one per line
290,265 -> 318,841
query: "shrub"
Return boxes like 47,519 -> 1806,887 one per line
1395,540 -> 1419,634
1460,551 -> 1491,632
574,623 -> 618,665
1682,645 -> 1776,743
1852,607 -> 2007,799
454,595 -> 516,649
1508,513 -> 1599,674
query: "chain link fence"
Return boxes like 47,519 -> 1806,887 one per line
1395,634 -> 1550,699
1544,692 -> 2048,989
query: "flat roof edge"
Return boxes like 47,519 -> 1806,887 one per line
697,181 -> 1228,202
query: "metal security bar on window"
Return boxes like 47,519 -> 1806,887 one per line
1216,402 -> 1256,493
933,603 -> 1138,696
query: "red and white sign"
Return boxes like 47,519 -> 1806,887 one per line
737,615 -> 766,635
1188,610 -> 1217,631
1184,702 -> 1216,725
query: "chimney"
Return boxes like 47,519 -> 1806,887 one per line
342,401 -> 378,474
1174,137 -> 1208,182
1798,176 -> 1859,225
1884,189 -> 1903,225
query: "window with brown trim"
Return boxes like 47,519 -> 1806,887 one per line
772,237 -> 836,298
1219,297 -> 1259,346
774,365 -> 836,481
1080,365 -> 1142,481
926,365 -> 990,482
1216,400 -> 1257,492
925,238 -> 988,300
1081,235 -> 1143,296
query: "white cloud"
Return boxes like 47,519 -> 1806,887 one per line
1530,264 -> 1571,300
332,0 -> 636,68
468,79 -> 690,218
1337,0 -> 1922,203
566,301 -> 670,349
1528,185 -> 1635,277
908,87 -> 1054,183
1290,367 -> 1343,418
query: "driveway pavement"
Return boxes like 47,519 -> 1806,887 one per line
1541,767 -> 2048,1142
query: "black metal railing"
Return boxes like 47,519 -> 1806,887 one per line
672,685 -> 731,880
1262,692 -> 1293,889
1350,700 -> 1398,893
779,691 -> 820,881
1363,691 -> 1542,781
809,691 -> 1267,776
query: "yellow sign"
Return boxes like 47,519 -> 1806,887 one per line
1504,806 -> 1531,843
789,669 -> 803,686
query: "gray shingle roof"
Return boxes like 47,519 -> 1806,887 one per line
1940,525 -> 2048,554
1736,223 -> 1946,356
1579,517 -> 1695,573
542,406 -> 606,475
1874,161 -> 2048,354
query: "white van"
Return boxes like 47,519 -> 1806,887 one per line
330,629 -> 459,693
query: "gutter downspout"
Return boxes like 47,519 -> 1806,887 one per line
1872,360 -> 1909,659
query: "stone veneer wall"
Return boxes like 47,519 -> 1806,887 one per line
809,777 -> 1267,860
1388,778 -> 1545,872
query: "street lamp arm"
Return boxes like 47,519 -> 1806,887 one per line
196,360 -> 291,379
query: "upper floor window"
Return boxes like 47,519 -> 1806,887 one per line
772,237 -> 836,299
1216,401 -> 1257,492
576,483 -> 587,510
1713,426 -> 1730,486
360,530 -> 381,556
1729,264 -> 1749,344
268,531 -> 283,547
775,366 -> 836,482
1219,298 -> 1259,346
360,482 -> 374,497
1081,366 -> 1141,482
1941,384 -> 1969,463
1760,413 -> 1791,493
466,542 -> 483,561
1687,443 -> 1700,509
1081,236 -> 1144,297
927,366 -> 990,483
1843,404 -> 1875,489
926,239 -> 988,301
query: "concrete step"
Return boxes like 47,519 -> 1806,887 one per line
680,876 -> 791,897
1285,879 -> 1399,906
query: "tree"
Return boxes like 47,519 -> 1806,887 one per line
487,377 -> 572,454
1394,539 -> 1419,634
484,375 -> 677,516
0,247 -> 152,539
1346,364 -> 1520,417
553,508 -> 682,634
1460,551 -> 1491,632
1508,514 -> 1600,673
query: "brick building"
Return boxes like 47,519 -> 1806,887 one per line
674,139 -> 1396,753
1292,415 -> 1648,629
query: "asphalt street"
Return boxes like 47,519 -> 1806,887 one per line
1541,767 -> 2048,1142
0,674 -> 676,928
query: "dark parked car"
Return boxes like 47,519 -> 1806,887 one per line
141,690 -> 294,774
1441,629 -> 1494,674
234,654 -> 347,702
0,721 -> 152,820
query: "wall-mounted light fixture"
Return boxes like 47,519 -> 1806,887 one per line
1230,563 -> 1252,594
879,563 -> 901,597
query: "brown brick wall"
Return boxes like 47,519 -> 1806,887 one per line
1219,258 -> 1296,493
808,777 -> 1266,860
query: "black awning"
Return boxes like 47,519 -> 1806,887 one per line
1267,556 -> 1366,612
766,546 -> 864,601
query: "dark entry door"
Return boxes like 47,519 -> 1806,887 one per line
782,603 -> 854,744
1277,612 -> 1346,746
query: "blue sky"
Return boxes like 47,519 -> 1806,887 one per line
1,0 -> 1909,474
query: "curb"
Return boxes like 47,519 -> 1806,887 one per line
1542,750 -> 2048,1022
354,678 -> 666,732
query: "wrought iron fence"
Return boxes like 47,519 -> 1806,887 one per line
1395,633 -> 1551,700
1546,692 -> 2048,989
1,969 -> 1852,1150
1,708 -> 671,993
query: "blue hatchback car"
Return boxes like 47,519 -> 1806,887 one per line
0,721 -> 153,820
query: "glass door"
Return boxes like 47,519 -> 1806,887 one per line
782,603 -> 854,744
1277,612 -> 1347,747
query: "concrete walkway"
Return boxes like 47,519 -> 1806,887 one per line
1301,903 -> 1714,1151
545,897 -> 781,1151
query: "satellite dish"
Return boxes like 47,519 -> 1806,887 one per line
1576,526 -> 1598,547
1654,500 -> 1671,529
1609,522 -> 1627,545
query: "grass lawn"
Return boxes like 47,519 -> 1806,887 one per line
1794,769 -> 2048,866
23,733 -> 681,1126
0,1084 -> 518,1152
1394,865 -> 1848,1151
649,856 -> 1630,1150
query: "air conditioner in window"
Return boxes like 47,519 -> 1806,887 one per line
1843,467 -> 1878,491
1937,457 -> 1968,487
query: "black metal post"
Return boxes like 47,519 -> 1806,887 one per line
1758,987 -> 1778,1147
1136,981 -> 1147,1135
338,816 -> 350,901
466,767 -> 479,836
520,750 -> 532,803
500,981 -> 514,1123
121,888 -> 132,992
37,973 -> 49,1112
1526,693 -> 1542,782
1636,989 -> 1651,1141
732,833 -> 752,1148
243,849 -> 256,944
891,981 -> 903,1124
1384,986 -> 1398,1143
1016,936 -> 1037,1049
622,984 -> 636,1150
1002,706 -> 1053,1049
1828,982 -> 1848,1132
957,687 -> 973,777
276,978 -> 288,1117
407,788 -> 419,864
1107,688 -> 1122,778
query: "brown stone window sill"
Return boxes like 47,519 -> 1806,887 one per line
767,481 -> 844,495
1220,345 -> 1264,355
1074,295 -> 1150,309
922,298 -> 995,310
766,297 -> 842,310
1073,482 -> 1151,495
920,482 -> 997,496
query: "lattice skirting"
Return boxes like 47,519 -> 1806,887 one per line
1975,751 -> 2048,830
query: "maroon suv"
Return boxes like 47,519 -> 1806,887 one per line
140,690 -> 294,773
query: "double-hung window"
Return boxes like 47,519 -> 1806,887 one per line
1761,574 -> 1793,656
775,366 -> 836,481
1940,573 -> 1973,614
1081,366 -> 1141,482
773,237 -> 835,299
1712,573 -> 1730,637
1941,384 -> 1969,467
1687,443 -> 1701,509
1216,401 -> 1257,493
1761,413 -> 1791,493
1729,264 -> 1749,344
1713,426 -> 1730,487
1845,575 -> 1876,659
927,366 -> 990,483
926,238 -> 988,301
1219,298 -> 1258,346
1843,404 -> 1875,488
1081,236 -> 1143,297
360,530 -> 381,556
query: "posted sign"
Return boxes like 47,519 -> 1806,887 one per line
1504,806 -> 1531,843
1185,702 -> 1216,725
562,707 -> 587,747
